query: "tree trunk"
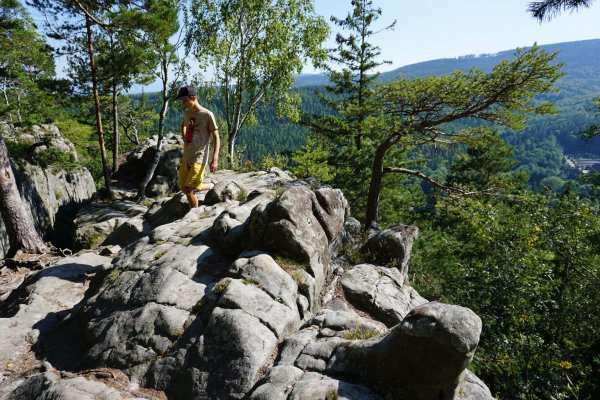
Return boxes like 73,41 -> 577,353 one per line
136,72 -> 169,201
86,14 -> 112,196
364,140 -> 392,230
15,91 -> 22,123
3,78 -> 13,124
0,139 -> 47,257
111,82 -> 119,175
227,132 -> 236,166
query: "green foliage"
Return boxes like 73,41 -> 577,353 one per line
409,188 -> 600,399
0,0 -> 57,125
35,147 -> 78,171
325,389 -> 338,400
259,154 -> 289,172
187,0 -> 329,161
290,136 -> 335,182
341,327 -> 379,340
235,187 -> 248,202
55,119 -> 104,187
213,279 -> 231,294
154,250 -> 167,260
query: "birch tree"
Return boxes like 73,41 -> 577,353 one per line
187,0 -> 329,164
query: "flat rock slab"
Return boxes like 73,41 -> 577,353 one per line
0,253 -> 111,394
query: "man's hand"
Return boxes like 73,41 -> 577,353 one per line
210,158 -> 218,173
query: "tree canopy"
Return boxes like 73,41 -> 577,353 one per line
186,0 -> 329,163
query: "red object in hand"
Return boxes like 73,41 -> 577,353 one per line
186,119 -> 196,143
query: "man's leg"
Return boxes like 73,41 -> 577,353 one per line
184,187 -> 199,208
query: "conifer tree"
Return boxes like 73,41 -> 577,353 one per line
0,0 -> 55,125
529,0 -> 595,20
363,46 -> 563,228
305,0 -> 395,223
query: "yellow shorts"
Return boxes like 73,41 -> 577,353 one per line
178,162 -> 206,190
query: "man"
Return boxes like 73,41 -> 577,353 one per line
176,86 -> 220,208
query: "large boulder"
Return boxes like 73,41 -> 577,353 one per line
56,181 -> 349,399
249,300 -> 488,400
1,166 -> 495,400
341,263 -> 428,326
362,224 -> 419,278
328,302 -> 483,400
0,123 -> 96,256
112,134 -> 183,198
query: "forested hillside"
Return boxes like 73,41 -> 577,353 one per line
153,39 -> 600,189
3,1 -> 600,398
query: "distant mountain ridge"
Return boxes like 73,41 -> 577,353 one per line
295,39 -> 600,96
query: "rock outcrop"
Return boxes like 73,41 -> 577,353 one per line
112,134 -> 183,198
0,137 -> 494,399
0,123 -> 96,256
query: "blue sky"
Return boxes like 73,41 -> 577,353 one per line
34,1 -> 597,91
308,0 -> 600,73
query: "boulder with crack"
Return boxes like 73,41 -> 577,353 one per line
59,181 -> 349,399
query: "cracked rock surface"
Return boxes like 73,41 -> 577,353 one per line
1,144 -> 494,399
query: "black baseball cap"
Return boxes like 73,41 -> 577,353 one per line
176,86 -> 197,100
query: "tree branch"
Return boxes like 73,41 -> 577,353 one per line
71,0 -> 111,29
383,166 -> 494,197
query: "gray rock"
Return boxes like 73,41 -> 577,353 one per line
248,365 -> 304,400
0,253 -> 110,374
145,193 -> 191,228
110,200 -> 148,217
151,306 -> 279,399
457,370 -> 495,399
102,217 -> 147,247
328,302 -> 483,400
216,279 -> 300,338
277,328 -> 320,366
250,186 -> 348,310
227,252 -> 299,312
295,337 -> 346,372
204,181 -> 246,205
72,205 -> 130,251
211,204 -> 254,255
249,366 -> 385,400
341,263 -> 428,326
112,133 -> 183,197
8,163 -> 494,400
8,372 -> 124,400
1,162 -> 95,256
362,224 -> 419,276
286,372 -> 383,400
84,303 -> 189,376
309,303 -> 387,337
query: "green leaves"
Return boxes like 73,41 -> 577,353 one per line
187,0 -> 329,162
411,188 -> 600,399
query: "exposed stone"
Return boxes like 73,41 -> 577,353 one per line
0,153 -> 494,400
0,253 -> 111,384
457,370 -> 495,400
328,302 -> 483,400
102,217 -> 147,247
112,133 -> 183,197
8,372 -> 123,400
362,224 -> 419,277
145,193 -> 191,229
341,263 -> 428,326
204,181 -> 246,205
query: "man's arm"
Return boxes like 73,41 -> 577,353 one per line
210,129 -> 220,172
